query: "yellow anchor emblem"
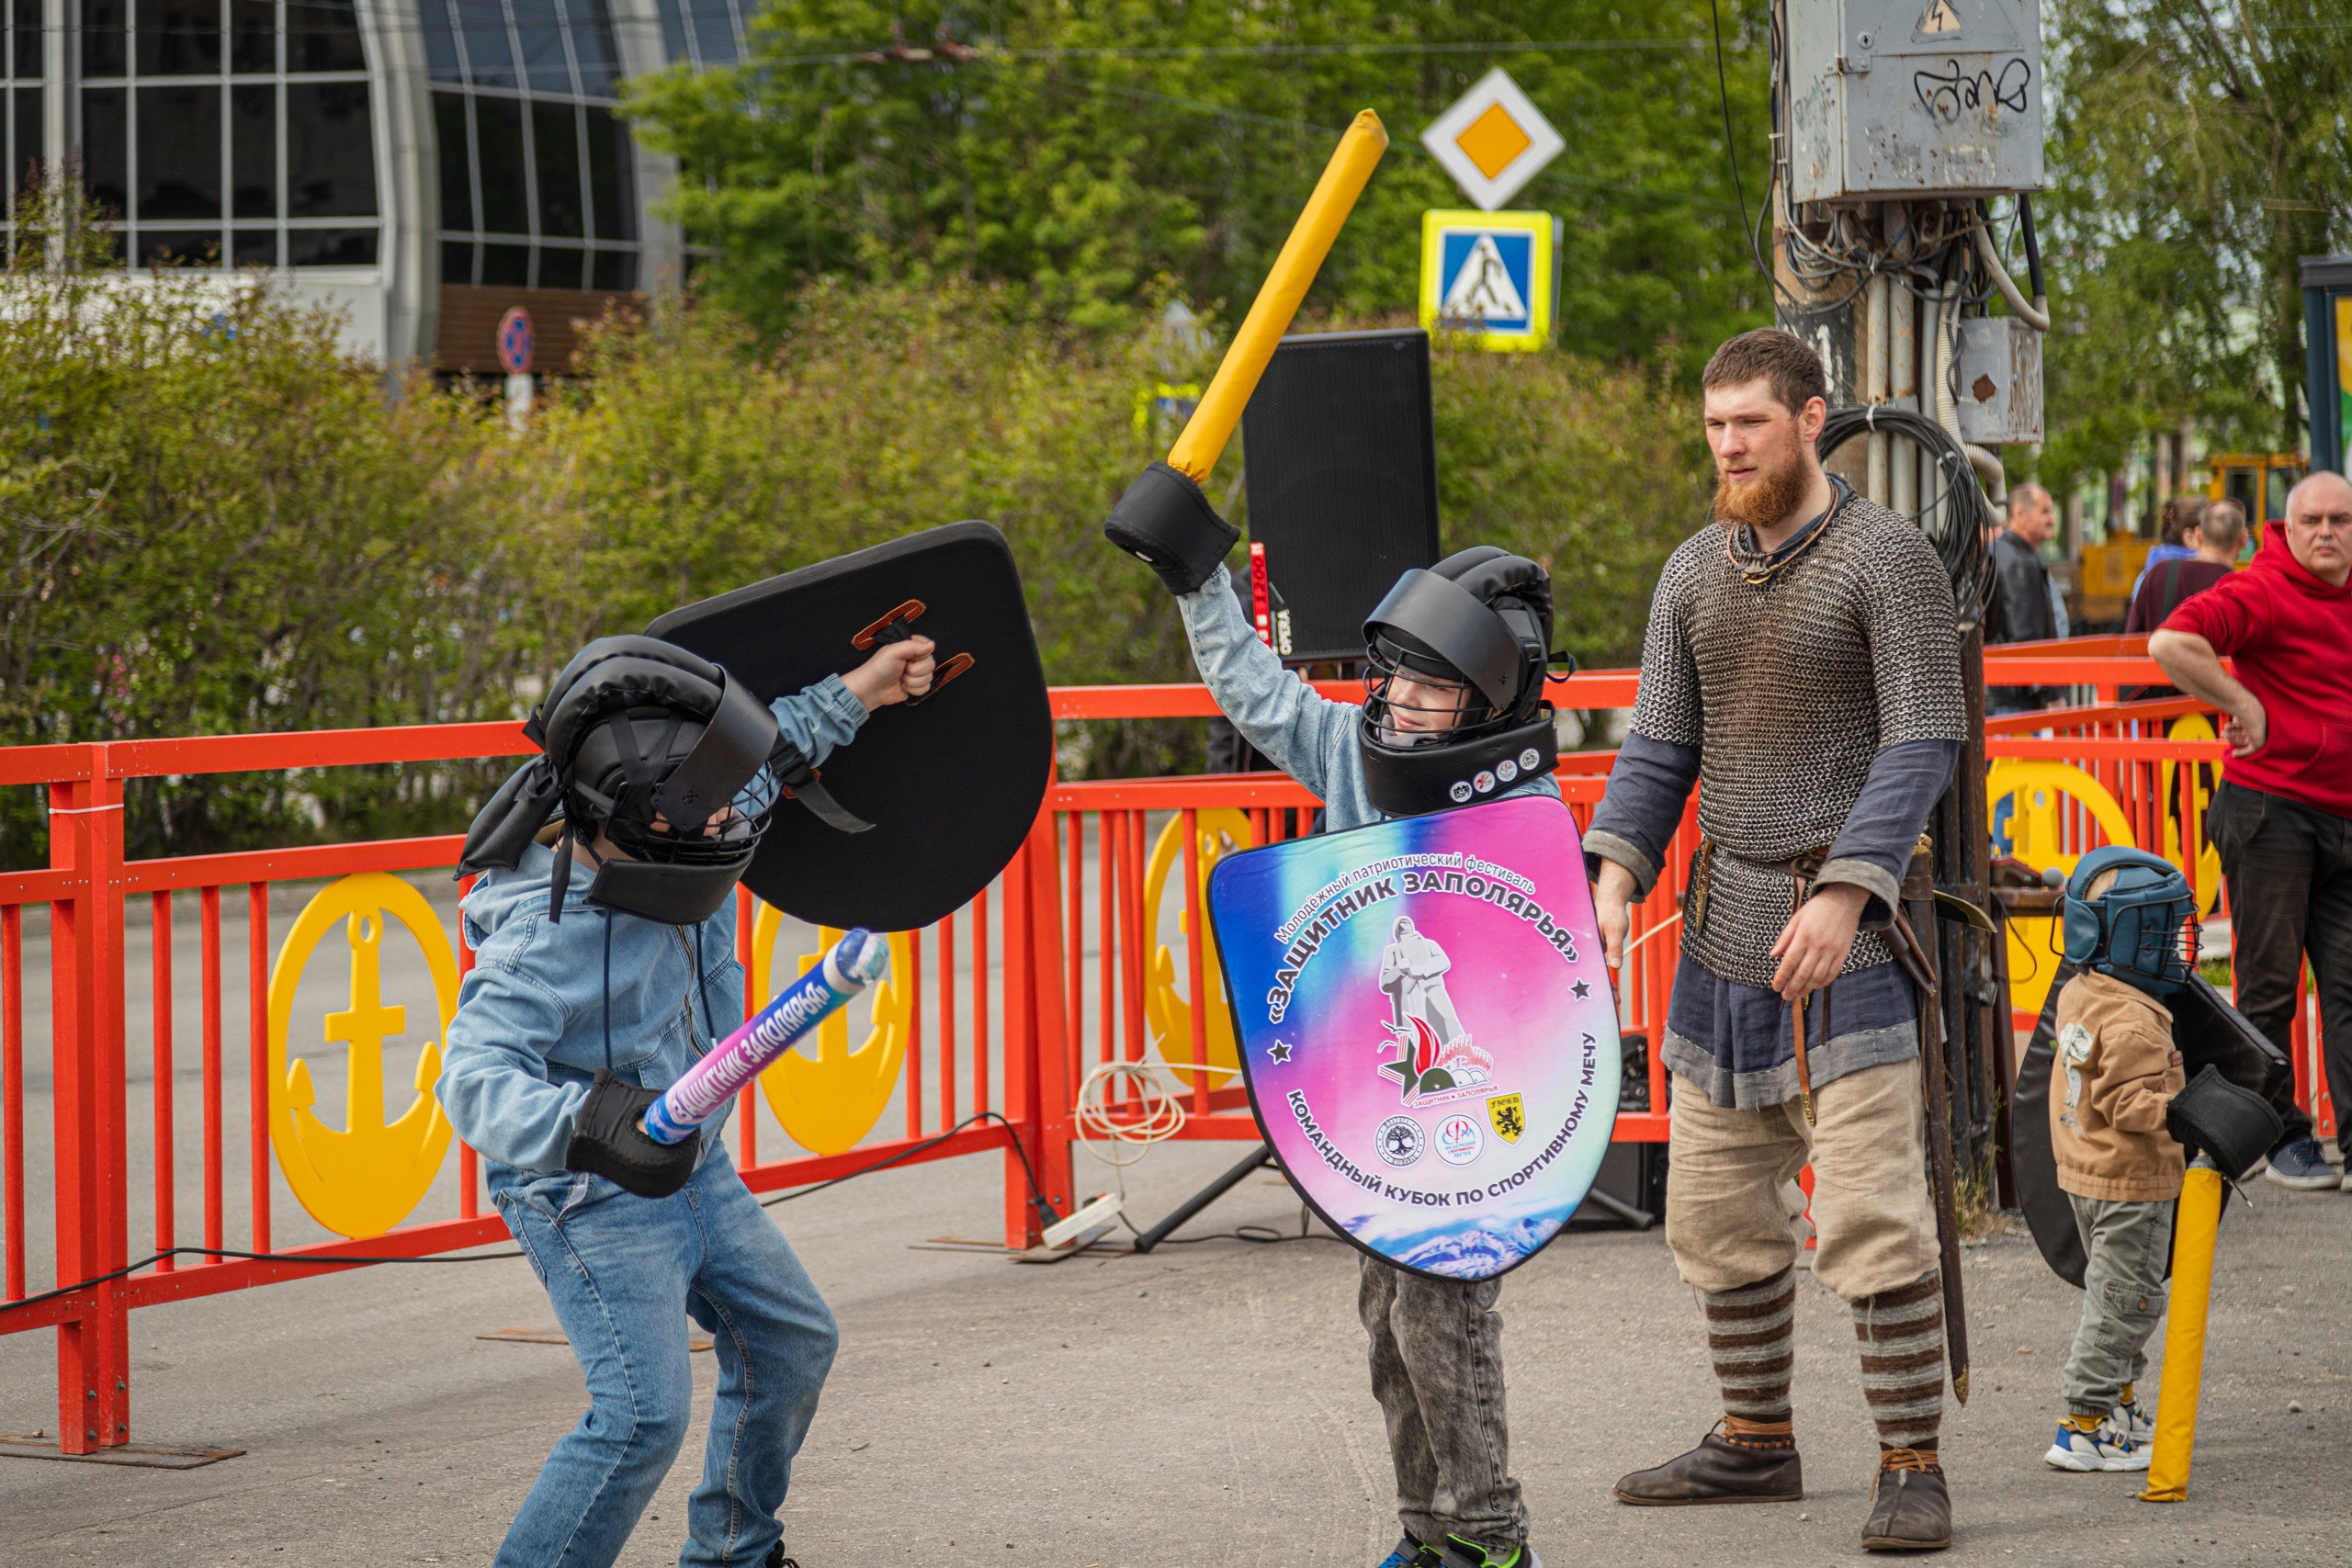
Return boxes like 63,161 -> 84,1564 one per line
1143,809 -> 1249,1090
1984,760 -> 2138,1019
748,903 -> 914,1156
267,873 -> 458,1238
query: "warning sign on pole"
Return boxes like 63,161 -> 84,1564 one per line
1419,210 -> 1555,353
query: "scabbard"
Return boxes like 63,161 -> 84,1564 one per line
1890,899 -> 1973,1405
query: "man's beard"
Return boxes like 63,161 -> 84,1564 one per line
1713,446 -> 1811,530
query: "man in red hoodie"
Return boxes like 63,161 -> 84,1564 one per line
2152,470 -> 2352,1190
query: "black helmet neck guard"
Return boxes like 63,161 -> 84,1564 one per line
1358,547 -> 1563,817
458,636 -> 782,925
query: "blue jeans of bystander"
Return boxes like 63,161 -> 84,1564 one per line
489,1147 -> 838,1568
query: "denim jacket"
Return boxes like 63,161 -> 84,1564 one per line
440,675 -> 870,1175
1177,563 -> 1559,829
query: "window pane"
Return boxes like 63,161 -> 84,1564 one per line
230,0 -> 272,72
461,5 -> 515,88
472,95 -> 525,232
512,0 -> 568,93
12,87 -> 39,206
530,100 -> 580,237
480,240 -> 527,285
432,89 -> 470,232
232,226 -> 275,265
137,229 -> 217,266
418,0 -> 460,83
657,0 -> 684,65
286,1 -> 364,73
81,0 -> 127,77
564,0 -> 616,96
590,246 -> 632,291
13,0 -> 41,79
138,0 -> 221,76
582,105 -> 630,242
82,87 -> 126,213
285,81 -> 374,216
686,0 -> 735,66
138,85 -> 220,219
230,82 -> 272,218
440,237 -> 473,284
288,225 -> 375,265
538,243 -> 584,288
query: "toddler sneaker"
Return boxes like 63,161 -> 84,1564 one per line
1436,1537 -> 1543,1568
1377,1537 -> 1440,1568
2114,1384 -> 2156,1445
2044,1412 -> 2148,1472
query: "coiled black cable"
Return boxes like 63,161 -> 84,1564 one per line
1816,404 -> 1997,626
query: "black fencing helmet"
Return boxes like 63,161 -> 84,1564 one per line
1359,547 -> 1564,817
458,636 -> 781,925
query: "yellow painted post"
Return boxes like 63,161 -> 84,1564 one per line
1163,109 -> 1389,484
2140,1161 -> 2225,1502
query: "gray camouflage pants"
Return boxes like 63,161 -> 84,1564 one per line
1359,1255 -> 1528,1553
2064,1193 -> 2173,1419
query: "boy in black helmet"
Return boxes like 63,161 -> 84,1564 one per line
443,630 -> 933,1568
1106,504 -> 1558,1568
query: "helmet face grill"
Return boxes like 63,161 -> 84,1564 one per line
1363,637 -> 1510,746
602,767 -> 779,867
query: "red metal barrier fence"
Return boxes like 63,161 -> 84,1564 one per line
0,649 -> 2329,1453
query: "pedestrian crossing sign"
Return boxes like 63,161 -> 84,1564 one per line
1419,210 -> 1555,353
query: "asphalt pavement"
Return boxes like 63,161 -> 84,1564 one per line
2,1133 -> 2344,1568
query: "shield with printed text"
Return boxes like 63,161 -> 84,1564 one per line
647,521 -> 1051,931
1206,795 -> 1621,1280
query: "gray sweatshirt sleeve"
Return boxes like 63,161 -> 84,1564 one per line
1177,564 -> 1359,801
1815,738 -> 1959,928
1584,731 -> 1701,897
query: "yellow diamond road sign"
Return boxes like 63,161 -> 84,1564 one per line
1420,68 -> 1565,212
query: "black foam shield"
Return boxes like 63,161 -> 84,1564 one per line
647,521 -> 1051,931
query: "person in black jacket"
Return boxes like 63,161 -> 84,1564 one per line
1986,483 -> 2060,713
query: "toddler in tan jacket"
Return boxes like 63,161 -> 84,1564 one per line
2043,853 -> 2198,1474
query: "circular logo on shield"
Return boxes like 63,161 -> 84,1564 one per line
1496,758 -> 1520,783
1474,770 -> 1497,795
1449,781 -> 1474,804
1435,1112 -> 1484,1165
1520,747 -> 1543,772
1377,1115 -> 1425,1168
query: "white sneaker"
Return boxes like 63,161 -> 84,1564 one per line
2044,1413 -> 2150,1472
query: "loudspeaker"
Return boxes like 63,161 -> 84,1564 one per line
1241,329 -> 1441,664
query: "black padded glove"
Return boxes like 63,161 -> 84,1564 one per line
566,1069 -> 698,1199
2165,1065 -> 2283,1179
1102,461 -> 1239,596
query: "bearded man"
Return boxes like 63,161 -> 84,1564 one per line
1585,330 -> 1967,1552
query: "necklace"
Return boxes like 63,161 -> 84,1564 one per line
1724,489 -> 1845,586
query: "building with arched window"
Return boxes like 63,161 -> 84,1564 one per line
2,0 -> 747,369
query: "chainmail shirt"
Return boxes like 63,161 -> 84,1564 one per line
1627,482 -> 1966,989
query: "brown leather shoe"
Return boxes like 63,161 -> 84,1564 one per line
1612,1425 -> 1804,1506
1860,1449 -> 1951,1551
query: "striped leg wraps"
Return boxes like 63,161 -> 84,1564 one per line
1851,1270 -> 1945,1450
1702,1267 -> 1796,1447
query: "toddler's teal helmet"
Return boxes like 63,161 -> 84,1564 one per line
2062,846 -> 2197,995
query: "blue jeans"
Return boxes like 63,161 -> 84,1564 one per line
489,1149 -> 839,1568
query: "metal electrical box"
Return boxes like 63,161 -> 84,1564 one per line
1786,0 -> 2044,203
1954,316 -> 2043,445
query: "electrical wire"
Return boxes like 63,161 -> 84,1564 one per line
1817,403 -> 1997,621
1707,0 -> 1769,295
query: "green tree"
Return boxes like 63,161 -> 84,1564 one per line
622,0 -> 1774,375
2040,0 -> 2352,479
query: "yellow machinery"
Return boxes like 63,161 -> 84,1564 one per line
2206,452 -> 2307,532
2072,454 -> 2304,625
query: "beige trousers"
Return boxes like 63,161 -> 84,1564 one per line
1664,1057 -> 1939,1301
